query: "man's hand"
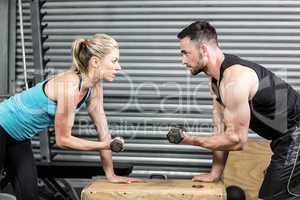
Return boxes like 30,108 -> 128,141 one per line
167,127 -> 187,144
192,172 -> 221,182
107,175 -> 144,184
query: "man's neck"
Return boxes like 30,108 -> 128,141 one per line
208,48 -> 224,81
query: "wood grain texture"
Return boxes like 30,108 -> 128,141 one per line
81,179 -> 226,200
224,139 -> 272,200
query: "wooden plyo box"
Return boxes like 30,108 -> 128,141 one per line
81,179 -> 226,200
224,139 -> 272,200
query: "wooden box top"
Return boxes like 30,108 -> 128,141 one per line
81,178 -> 226,200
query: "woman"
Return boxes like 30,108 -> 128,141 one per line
0,34 -> 142,200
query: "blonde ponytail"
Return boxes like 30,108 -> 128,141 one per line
71,34 -> 119,74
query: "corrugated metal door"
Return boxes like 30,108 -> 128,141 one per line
16,0 -> 300,178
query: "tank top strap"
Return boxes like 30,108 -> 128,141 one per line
79,73 -> 83,90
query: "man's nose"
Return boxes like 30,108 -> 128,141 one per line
181,56 -> 187,65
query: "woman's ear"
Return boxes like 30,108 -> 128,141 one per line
90,56 -> 101,69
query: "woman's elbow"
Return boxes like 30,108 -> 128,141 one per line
55,137 -> 69,149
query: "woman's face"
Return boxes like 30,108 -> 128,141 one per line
94,48 -> 121,82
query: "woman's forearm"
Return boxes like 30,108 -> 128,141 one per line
56,135 -> 110,151
100,149 -> 115,177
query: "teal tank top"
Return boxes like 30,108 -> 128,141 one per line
0,77 -> 92,141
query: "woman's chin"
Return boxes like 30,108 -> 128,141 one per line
105,77 -> 114,82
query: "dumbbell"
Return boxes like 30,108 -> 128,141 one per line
167,127 -> 186,144
110,137 -> 125,152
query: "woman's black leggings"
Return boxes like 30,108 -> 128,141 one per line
0,126 -> 38,200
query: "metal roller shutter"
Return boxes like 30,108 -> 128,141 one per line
15,0 -> 300,178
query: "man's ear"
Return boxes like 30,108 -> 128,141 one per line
201,44 -> 209,57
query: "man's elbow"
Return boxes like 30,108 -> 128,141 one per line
228,134 -> 247,151
233,141 -> 245,151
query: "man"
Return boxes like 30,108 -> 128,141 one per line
175,20 -> 300,200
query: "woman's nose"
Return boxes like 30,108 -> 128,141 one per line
115,63 -> 121,70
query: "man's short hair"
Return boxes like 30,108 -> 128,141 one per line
177,20 -> 218,45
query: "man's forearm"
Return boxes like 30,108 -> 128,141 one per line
210,150 -> 229,177
182,133 -> 243,151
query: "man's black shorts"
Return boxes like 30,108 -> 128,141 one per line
259,128 -> 300,200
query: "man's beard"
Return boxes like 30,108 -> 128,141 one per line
190,63 -> 207,75
189,61 -> 207,75
188,53 -> 207,75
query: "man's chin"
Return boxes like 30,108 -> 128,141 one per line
191,69 -> 203,76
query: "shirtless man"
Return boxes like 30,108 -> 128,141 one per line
173,20 -> 300,200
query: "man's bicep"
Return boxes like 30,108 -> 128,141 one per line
223,93 -> 250,144
222,73 -> 251,132
224,101 -> 250,131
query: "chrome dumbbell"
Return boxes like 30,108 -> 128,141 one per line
167,127 -> 186,144
110,137 -> 125,152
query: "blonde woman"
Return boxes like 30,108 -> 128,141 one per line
0,34 -> 142,200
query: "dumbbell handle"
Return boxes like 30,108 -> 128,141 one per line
167,127 -> 186,144
110,137 -> 125,152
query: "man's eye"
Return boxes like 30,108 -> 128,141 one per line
181,51 -> 188,55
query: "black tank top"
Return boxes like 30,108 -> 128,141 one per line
211,54 -> 300,140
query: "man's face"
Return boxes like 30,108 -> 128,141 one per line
179,37 -> 208,75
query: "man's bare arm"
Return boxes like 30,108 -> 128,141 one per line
182,72 -> 251,151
